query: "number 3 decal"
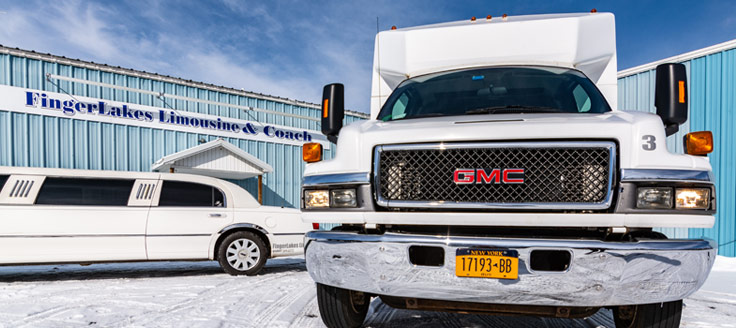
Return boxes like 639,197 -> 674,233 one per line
642,135 -> 656,151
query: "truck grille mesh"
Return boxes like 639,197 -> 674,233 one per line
376,142 -> 614,208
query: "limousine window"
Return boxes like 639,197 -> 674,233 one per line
35,178 -> 135,206
0,175 -> 8,190
158,181 -> 225,207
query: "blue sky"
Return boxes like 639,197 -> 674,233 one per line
1,0 -> 735,113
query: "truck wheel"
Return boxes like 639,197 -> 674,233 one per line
217,231 -> 267,276
316,283 -> 370,328
614,300 -> 683,328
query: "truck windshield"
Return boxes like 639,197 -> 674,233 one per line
378,66 -> 611,121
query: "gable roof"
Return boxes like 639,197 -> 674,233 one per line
151,138 -> 273,180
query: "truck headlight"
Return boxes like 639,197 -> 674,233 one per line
675,188 -> 710,209
330,189 -> 357,208
305,190 -> 330,208
636,187 -> 673,209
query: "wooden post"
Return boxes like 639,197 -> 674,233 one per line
258,175 -> 263,204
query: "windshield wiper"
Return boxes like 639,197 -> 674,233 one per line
464,105 -> 563,115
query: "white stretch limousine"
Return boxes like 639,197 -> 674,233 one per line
0,166 -> 312,275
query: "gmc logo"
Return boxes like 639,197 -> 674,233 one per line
453,168 -> 525,184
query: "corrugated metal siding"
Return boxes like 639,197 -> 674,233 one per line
0,52 -> 367,209
618,50 -> 736,256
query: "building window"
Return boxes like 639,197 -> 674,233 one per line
158,181 -> 225,207
36,178 -> 134,206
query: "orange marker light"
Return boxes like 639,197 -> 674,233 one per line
322,98 -> 329,118
303,142 -> 323,163
678,81 -> 686,103
591,8 -> 598,13
685,131 -> 714,156
471,16 -> 476,21
391,25 -> 397,30
486,15 -> 492,20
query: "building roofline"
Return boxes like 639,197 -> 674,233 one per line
0,45 -> 370,119
617,38 -> 736,78
151,138 -> 274,174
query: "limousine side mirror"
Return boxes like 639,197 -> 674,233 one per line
655,63 -> 688,136
322,83 -> 344,143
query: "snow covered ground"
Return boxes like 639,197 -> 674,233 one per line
0,256 -> 733,327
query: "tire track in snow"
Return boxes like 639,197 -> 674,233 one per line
110,273 -> 288,327
249,284 -> 313,327
288,296 -> 321,328
12,305 -> 76,328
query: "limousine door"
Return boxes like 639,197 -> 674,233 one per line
145,180 -> 232,260
0,175 -> 148,264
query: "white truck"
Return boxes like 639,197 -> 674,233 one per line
300,13 -> 717,328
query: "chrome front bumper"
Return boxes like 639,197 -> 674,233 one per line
304,231 -> 716,307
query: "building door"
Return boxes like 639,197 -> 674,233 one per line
146,180 -> 232,260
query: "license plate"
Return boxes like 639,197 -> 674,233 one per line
455,249 -> 519,279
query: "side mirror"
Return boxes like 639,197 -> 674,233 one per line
655,63 -> 688,136
321,83 -> 344,143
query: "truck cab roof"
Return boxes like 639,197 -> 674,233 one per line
370,12 -> 618,118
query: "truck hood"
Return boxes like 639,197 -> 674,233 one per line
304,111 -> 711,176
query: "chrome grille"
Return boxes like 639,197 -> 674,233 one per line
374,142 -> 615,209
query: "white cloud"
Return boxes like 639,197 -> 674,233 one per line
0,0 -> 441,112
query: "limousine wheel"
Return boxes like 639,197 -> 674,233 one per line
218,231 -> 267,276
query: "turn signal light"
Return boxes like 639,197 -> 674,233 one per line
302,142 -> 323,163
685,131 -> 713,156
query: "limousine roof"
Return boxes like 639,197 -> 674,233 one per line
0,166 -> 261,208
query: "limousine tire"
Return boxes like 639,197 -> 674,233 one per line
218,231 -> 267,276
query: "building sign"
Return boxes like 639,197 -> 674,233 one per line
0,85 -> 328,148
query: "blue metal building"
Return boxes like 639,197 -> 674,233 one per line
2,42 -> 732,255
0,46 -> 368,209
618,39 -> 736,256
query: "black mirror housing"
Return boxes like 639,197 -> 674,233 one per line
655,63 -> 688,136
321,83 -> 344,143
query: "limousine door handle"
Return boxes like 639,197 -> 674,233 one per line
209,213 -> 226,218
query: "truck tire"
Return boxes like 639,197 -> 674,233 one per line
217,231 -> 267,276
614,300 -> 683,328
316,283 -> 370,328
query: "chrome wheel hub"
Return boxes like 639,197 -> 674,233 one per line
226,238 -> 260,271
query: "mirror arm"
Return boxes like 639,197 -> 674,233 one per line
665,124 -> 679,137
